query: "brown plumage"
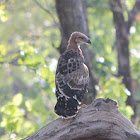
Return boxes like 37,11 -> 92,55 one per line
55,32 -> 91,118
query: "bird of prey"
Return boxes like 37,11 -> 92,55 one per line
55,32 -> 91,119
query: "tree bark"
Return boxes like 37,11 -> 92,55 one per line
109,0 -> 140,118
55,0 -> 98,103
23,98 -> 140,140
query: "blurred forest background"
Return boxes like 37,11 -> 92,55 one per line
0,0 -> 140,139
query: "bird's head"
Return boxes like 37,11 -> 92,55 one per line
68,32 -> 91,46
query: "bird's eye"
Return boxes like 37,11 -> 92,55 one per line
80,37 -> 85,40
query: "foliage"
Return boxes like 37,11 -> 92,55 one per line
0,0 -> 58,139
0,0 -> 140,139
1,91 -> 56,139
88,0 -> 139,123
97,77 -> 134,120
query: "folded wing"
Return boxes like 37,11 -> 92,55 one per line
55,51 -> 89,102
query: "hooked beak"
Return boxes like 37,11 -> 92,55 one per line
83,38 -> 91,44
87,39 -> 91,44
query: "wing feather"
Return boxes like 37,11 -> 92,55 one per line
55,50 -> 89,99
64,65 -> 89,90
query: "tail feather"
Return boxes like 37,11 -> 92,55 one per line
55,96 -> 79,118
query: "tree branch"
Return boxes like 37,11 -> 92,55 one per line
109,0 -> 137,119
109,0 -> 126,34
34,0 -> 58,26
127,0 -> 140,32
0,60 -> 37,72
23,98 -> 140,140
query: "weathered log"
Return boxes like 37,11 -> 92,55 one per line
23,98 -> 140,140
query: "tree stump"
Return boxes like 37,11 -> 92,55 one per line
23,98 -> 140,140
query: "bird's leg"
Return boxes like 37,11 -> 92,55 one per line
80,104 -> 87,109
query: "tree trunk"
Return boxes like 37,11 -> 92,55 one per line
23,98 -> 140,140
109,0 -> 140,118
55,0 -> 98,103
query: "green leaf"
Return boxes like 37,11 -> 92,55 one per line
13,93 -> 23,106
40,67 -> 49,80
25,100 -> 32,111
0,44 -> 6,55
